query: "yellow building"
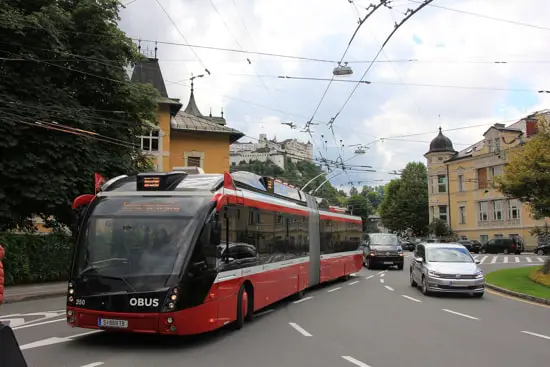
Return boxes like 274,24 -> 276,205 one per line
131,58 -> 244,173
425,113 -> 548,248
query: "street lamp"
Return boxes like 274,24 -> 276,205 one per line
333,62 -> 353,76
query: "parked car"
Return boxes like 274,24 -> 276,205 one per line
457,240 -> 482,254
533,243 -> 550,256
400,238 -> 415,251
482,238 -> 523,254
361,233 -> 404,270
410,242 -> 485,298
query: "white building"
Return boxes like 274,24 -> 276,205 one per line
230,134 -> 313,170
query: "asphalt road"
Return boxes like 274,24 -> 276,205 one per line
1,253 -> 548,367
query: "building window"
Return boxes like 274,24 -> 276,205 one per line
478,201 -> 488,221
477,168 -> 488,189
492,200 -> 504,220
494,138 -> 501,152
459,206 -> 466,224
509,199 -> 520,219
458,175 -> 464,192
494,234 -> 503,239
187,156 -> 201,167
438,205 -> 447,222
438,175 -> 447,193
487,139 -> 494,153
489,165 -> 503,179
140,130 -> 159,152
480,235 -> 489,244
509,234 -> 519,239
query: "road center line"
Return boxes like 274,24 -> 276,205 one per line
521,331 -> 550,340
442,309 -> 479,320
342,356 -> 372,367
384,286 -> 394,291
288,322 -> 312,337
81,363 -> 104,367
327,287 -> 341,293
377,271 -> 385,275
293,296 -> 313,304
401,295 -> 422,302
379,279 -> 384,283
348,280 -> 360,286
380,273 -> 385,277
365,275 -> 374,280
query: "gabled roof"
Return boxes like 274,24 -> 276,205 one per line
482,124 -> 522,136
172,112 -> 244,144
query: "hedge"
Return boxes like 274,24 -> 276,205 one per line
0,232 -> 74,286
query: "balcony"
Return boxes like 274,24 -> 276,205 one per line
476,219 -> 520,228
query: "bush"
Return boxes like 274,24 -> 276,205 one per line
0,232 -> 74,286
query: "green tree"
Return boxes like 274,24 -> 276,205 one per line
349,186 -> 359,196
428,219 -> 450,238
0,0 -> 159,230
379,162 -> 429,236
496,115 -> 550,219
345,194 -> 373,231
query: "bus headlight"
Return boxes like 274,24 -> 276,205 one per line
161,287 -> 180,312
67,281 -> 75,304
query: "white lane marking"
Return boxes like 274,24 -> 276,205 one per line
377,271 -> 385,275
255,309 -> 275,317
401,295 -> 422,303
293,296 -> 313,304
384,286 -> 394,291
348,280 -> 360,286
442,309 -> 479,320
521,331 -> 550,340
19,330 -> 102,350
342,356 -> 372,367
490,256 -> 498,264
327,287 -> 342,293
13,317 -> 65,330
81,363 -> 104,367
473,255 -> 479,260
288,322 -> 312,337
503,256 -> 509,263
526,257 -> 532,263
379,279 -> 384,283
0,318 -> 26,327
479,256 -> 488,264
515,256 -> 520,263
380,273 -> 385,277
365,275 -> 374,280
537,257 -> 544,262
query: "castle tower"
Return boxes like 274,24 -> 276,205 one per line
424,127 -> 457,225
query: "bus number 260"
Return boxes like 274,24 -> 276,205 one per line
75,299 -> 85,306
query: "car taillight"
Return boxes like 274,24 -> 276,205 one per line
512,244 -> 516,249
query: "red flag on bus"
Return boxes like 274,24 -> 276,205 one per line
94,173 -> 105,193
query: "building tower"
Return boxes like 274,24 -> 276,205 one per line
424,128 -> 457,226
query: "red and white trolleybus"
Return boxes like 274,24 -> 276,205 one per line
67,170 -> 363,335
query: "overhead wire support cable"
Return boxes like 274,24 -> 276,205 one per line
328,0 -> 434,129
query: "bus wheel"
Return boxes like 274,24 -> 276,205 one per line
234,285 -> 250,329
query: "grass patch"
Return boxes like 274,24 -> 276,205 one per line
485,266 -> 550,300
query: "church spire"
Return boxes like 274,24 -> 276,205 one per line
183,79 -> 204,117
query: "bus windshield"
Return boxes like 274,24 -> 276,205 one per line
73,196 -> 212,291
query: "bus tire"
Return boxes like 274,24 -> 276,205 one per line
234,285 -> 250,329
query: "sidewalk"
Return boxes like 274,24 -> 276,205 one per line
3,282 -> 67,304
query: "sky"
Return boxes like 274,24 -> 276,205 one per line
118,0 -> 550,191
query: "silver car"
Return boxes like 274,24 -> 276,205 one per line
410,243 -> 485,298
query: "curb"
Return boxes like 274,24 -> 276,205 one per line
3,290 -> 67,304
485,283 -> 550,305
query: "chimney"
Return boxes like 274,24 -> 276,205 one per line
525,118 -> 538,137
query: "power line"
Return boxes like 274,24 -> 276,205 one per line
412,0 -> 550,32
154,0 -> 210,75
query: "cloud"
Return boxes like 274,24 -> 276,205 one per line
119,0 -> 550,188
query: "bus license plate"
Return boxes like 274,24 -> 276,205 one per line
98,318 -> 128,328
383,261 -> 393,264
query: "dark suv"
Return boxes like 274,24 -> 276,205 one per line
483,238 -> 523,254
457,240 -> 482,254
533,243 -> 550,256
361,233 -> 404,270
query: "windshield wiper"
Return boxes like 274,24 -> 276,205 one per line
79,271 -> 136,292
79,258 -> 128,274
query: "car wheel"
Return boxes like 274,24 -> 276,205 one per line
410,271 -> 417,287
473,292 -> 484,298
421,276 -> 430,295
397,264 -> 404,270
365,257 -> 372,269
536,249 -> 545,256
